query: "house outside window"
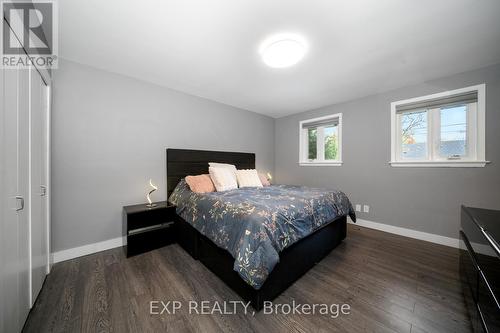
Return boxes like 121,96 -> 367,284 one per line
390,84 -> 488,167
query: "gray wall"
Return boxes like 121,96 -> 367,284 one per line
275,64 -> 500,239
53,59 -> 499,251
52,59 -> 275,252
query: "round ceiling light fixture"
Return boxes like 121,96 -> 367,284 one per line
259,33 -> 308,68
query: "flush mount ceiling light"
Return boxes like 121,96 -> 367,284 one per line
259,33 -> 308,68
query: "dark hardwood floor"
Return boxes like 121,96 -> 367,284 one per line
23,225 -> 472,333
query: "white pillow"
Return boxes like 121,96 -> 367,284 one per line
208,162 -> 237,184
236,169 -> 263,188
209,167 -> 238,192
208,162 -> 237,175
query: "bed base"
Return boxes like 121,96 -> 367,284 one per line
176,214 -> 347,311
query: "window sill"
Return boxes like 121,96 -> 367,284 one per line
389,160 -> 490,168
299,161 -> 343,167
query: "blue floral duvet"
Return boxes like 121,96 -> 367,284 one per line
168,180 -> 356,289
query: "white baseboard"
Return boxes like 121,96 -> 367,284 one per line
51,219 -> 460,264
52,236 -> 126,264
349,218 -> 459,248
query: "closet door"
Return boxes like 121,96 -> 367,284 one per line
18,62 -> 31,320
1,24 -> 50,331
29,68 -> 49,304
0,48 -> 31,333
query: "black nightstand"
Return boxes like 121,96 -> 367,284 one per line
122,201 -> 176,257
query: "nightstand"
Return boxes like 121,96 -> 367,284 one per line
122,201 -> 176,257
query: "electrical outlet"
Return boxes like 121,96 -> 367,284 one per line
363,205 -> 370,213
355,204 -> 361,212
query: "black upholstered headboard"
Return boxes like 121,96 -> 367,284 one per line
166,148 -> 255,197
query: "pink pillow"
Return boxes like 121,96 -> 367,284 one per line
258,173 -> 271,186
185,174 -> 215,193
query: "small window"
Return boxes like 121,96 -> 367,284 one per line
299,113 -> 342,166
391,84 -> 487,167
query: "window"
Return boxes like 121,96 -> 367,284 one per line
390,84 -> 487,167
299,113 -> 342,166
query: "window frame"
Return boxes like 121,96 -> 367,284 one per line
299,113 -> 343,166
390,84 -> 488,167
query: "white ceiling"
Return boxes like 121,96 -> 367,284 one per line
59,0 -> 500,118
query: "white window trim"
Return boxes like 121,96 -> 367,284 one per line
390,84 -> 489,167
299,113 -> 343,166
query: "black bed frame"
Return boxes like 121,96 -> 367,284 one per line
166,148 -> 347,310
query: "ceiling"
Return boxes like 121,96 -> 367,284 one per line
59,0 -> 500,118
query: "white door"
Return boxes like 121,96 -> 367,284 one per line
0,46 -> 31,333
29,67 -> 49,304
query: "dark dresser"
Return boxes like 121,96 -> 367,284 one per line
460,206 -> 500,333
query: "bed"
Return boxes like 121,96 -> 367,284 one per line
166,148 -> 355,310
